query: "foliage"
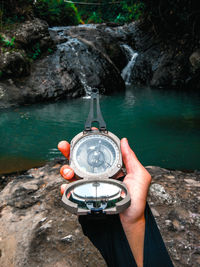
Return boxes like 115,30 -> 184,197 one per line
26,43 -> 54,61
114,2 -> 145,23
0,0 -> 33,25
141,0 -> 200,39
48,48 -> 53,54
77,0 -> 144,24
0,0 -> 82,28
0,0 -> 144,28
1,0 -> 198,43
27,42 -> 41,60
33,0 -> 82,26
0,34 -> 15,48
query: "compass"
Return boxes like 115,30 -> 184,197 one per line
62,91 -> 131,215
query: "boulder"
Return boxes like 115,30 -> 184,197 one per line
0,50 -> 30,79
0,160 -> 106,267
189,50 -> 200,71
14,18 -> 53,51
0,35 -> 125,107
49,25 -> 127,72
0,162 -> 199,267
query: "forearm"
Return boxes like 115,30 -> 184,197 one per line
79,204 -> 174,267
121,216 -> 145,267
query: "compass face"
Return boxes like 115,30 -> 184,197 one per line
72,134 -> 120,176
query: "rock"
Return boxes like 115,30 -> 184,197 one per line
49,26 -> 127,72
112,21 -> 200,90
165,219 -> 172,227
172,219 -> 184,231
0,50 -> 30,79
184,178 -> 200,187
0,35 -> 125,107
151,207 -> 160,217
146,166 -> 200,267
189,50 -> 200,71
0,160 -> 106,267
14,19 -> 53,50
0,163 -> 200,267
189,212 -> 200,229
61,234 -> 74,243
1,20 -> 200,107
130,53 -> 152,85
149,183 -> 176,204
0,24 -> 125,108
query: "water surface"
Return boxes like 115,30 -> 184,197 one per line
0,86 -> 199,174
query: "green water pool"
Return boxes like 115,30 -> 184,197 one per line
0,86 -> 200,174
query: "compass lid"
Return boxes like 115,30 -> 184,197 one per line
62,178 -> 131,215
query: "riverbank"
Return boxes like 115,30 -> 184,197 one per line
0,159 -> 199,267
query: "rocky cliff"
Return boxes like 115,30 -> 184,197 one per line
1,20 -> 199,109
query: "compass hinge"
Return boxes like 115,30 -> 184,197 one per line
84,92 -> 107,131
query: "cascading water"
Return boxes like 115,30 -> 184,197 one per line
121,44 -> 138,85
58,37 -> 93,97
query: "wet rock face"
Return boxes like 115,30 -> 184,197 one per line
0,162 -> 200,267
0,20 -> 199,108
49,26 -> 127,72
0,24 -> 126,108
113,22 -> 200,90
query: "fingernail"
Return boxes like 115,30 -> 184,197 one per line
61,185 -> 65,195
63,168 -> 72,176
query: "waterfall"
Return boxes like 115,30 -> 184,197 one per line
121,44 -> 138,85
58,37 -> 94,97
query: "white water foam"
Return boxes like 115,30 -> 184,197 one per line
121,44 -> 138,85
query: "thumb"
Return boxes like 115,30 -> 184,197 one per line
121,138 -> 144,174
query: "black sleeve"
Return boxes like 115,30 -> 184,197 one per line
78,203 -> 174,267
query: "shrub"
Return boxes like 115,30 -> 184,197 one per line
33,0 -> 82,26
0,34 -> 15,48
77,0 -> 145,24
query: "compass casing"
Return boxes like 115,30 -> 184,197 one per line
69,130 -> 122,180
62,129 -> 131,215
62,177 -> 131,215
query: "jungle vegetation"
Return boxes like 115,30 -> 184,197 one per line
0,0 -> 199,40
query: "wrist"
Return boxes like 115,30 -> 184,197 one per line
120,211 -> 145,228
120,215 -> 145,234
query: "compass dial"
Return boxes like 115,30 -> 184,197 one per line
72,134 -> 120,176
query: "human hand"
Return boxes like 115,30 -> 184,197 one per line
58,137 -> 151,267
119,138 -> 151,225
58,137 -> 151,224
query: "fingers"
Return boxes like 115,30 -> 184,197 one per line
60,165 -> 74,180
58,141 -> 70,159
61,184 -> 67,195
121,138 -> 144,174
